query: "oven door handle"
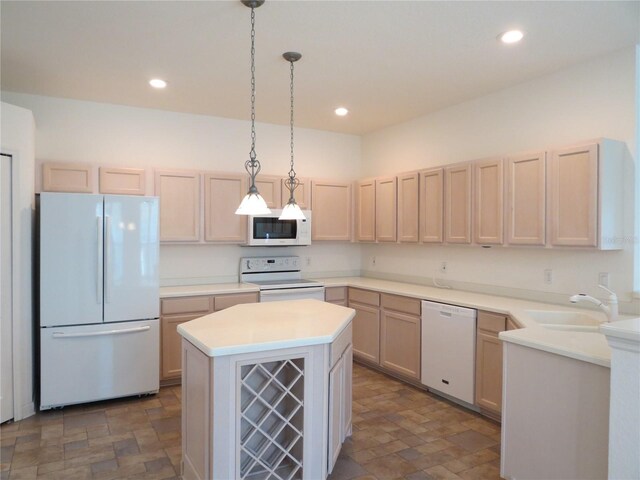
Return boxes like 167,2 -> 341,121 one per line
260,286 -> 326,297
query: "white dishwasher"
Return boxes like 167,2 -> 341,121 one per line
421,300 -> 477,404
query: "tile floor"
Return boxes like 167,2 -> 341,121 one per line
0,364 -> 501,479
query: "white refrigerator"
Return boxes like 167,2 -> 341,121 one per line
39,192 -> 160,410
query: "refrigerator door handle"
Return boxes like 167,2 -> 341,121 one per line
104,215 -> 111,303
51,326 -> 151,339
96,216 -> 103,304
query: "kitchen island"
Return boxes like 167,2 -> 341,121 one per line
177,299 -> 354,480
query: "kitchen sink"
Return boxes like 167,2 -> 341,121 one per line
524,310 -> 604,332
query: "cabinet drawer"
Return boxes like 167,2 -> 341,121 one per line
330,323 -> 353,369
477,310 -> 507,333
213,292 -> 259,312
161,296 -> 213,316
325,287 -> 347,303
381,293 -> 421,316
348,288 -> 380,307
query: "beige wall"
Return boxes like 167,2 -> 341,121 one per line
2,93 -> 363,284
361,48 -> 638,312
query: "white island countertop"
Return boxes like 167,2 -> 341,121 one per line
177,299 -> 354,357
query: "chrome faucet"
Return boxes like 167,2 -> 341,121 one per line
569,285 -> 618,323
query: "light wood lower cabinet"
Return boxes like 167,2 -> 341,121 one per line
160,292 -> 258,383
325,287 -> 347,306
380,309 -> 420,379
348,288 -> 381,364
475,310 -> 510,416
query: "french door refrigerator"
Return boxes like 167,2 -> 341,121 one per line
39,192 -> 160,410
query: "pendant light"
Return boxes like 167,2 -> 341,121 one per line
236,0 -> 271,216
279,51 -> 306,220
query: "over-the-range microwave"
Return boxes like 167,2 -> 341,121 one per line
246,209 -> 312,246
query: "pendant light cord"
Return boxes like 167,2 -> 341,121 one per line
288,59 -> 296,182
285,57 -> 300,200
250,7 -> 256,162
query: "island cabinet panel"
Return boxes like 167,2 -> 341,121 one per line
380,294 -> 421,379
280,176 -> 311,210
328,353 -> 345,474
255,175 -> 282,209
203,173 -> 246,243
475,310 -> 507,416
42,162 -> 94,193
473,158 -> 504,245
325,287 -> 347,306
444,163 -> 472,244
161,295 -> 214,383
99,167 -> 146,195
155,169 -> 201,242
311,180 -> 352,241
419,168 -> 444,243
505,152 -> 546,246
397,172 -> 419,243
348,288 -> 381,364
375,176 -> 397,242
355,179 -> 376,242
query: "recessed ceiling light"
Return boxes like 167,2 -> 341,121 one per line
499,30 -> 524,44
149,78 -> 167,89
335,107 -> 349,116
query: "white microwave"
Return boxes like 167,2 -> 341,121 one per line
247,209 -> 312,246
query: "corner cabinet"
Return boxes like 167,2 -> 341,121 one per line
444,163 -> 472,244
548,139 -> 626,249
155,170 -> 201,242
311,180 -> 352,241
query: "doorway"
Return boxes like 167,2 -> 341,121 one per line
0,153 -> 14,423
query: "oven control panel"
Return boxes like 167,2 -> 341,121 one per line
240,256 -> 300,273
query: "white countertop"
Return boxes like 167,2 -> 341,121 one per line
600,317 -> 640,344
160,282 -> 259,298
164,276 -> 638,367
177,299 -> 354,357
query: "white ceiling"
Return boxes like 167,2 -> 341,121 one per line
2,1 -> 638,135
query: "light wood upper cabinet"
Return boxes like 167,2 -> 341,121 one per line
419,168 -> 444,243
375,176 -> 397,242
254,175 -> 282,209
444,163 -> 472,244
99,167 -> 146,196
397,172 -> 419,243
280,177 -> 311,210
155,170 -> 201,242
473,158 -> 504,245
355,179 -> 376,242
311,180 -> 352,241
203,173 -> 246,243
42,162 -> 94,193
505,152 -> 546,246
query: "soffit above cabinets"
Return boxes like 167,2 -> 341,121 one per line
2,1 -> 638,135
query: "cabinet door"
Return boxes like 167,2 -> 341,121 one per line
155,170 -> 201,242
342,344 -> 353,441
255,175 -> 282,209
280,177 -> 311,210
99,167 -> 146,195
42,162 -> 94,193
349,302 -> 380,364
355,179 -> 376,242
327,354 -> 344,475
380,310 -> 420,379
397,172 -> 419,243
444,163 -> 472,244
161,313 -> 201,380
548,144 -> 598,247
311,180 -> 352,241
375,176 -> 397,242
203,173 -> 246,243
419,168 -> 443,243
506,152 -> 546,245
474,158 -> 504,245
475,331 -> 503,414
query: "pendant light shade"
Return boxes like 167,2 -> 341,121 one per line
279,51 -> 305,221
236,0 -> 271,216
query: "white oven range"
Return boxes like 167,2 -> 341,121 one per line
239,256 -> 325,302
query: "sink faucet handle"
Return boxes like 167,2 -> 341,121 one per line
598,284 -> 617,300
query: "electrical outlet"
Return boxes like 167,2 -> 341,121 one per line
544,269 -> 553,285
371,256 -> 376,267
305,256 -> 311,267
598,272 -> 610,288
440,262 -> 447,274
